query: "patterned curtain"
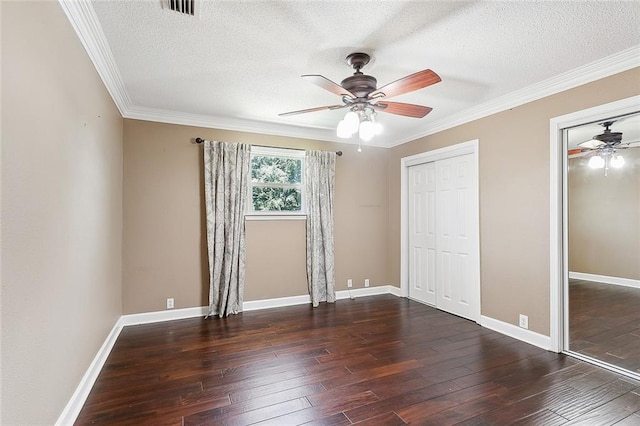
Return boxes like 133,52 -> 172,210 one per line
305,150 -> 336,307
203,140 -> 251,317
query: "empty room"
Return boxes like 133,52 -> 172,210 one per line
2,1 -> 640,425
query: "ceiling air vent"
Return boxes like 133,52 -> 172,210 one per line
162,0 -> 196,17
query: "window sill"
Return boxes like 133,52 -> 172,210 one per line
245,214 -> 307,221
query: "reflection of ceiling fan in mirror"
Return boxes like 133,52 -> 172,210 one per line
568,121 -> 640,174
578,121 -> 634,149
569,120 -> 640,175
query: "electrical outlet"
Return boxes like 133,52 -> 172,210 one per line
519,314 -> 528,329
364,279 -> 370,288
167,298 -> 174,309
347,279 -> 353,288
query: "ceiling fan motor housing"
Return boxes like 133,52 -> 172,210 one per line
341,74 -> 377,98
341,52 -> 377,98
595,131 -> 623,144
594,121 -> 623,145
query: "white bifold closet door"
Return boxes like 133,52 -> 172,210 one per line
408,161 -> 437,305
408,153 -> 477,321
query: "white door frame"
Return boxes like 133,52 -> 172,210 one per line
400,139 -> 481,322
549,95 -> 640,353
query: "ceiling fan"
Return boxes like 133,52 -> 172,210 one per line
569,120 -> 640,174
279,52 -> 441,120
578,121 -> 626,150
569,120 -> 640,157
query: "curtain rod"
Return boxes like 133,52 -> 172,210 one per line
194,138 -> 342,156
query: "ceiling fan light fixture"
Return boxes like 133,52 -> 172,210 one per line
370,113 -> 383,135
588,155 -> 605,169
359,120 -> 375,141
343,111 -> 360,133
610,154 -> 625,168
336,120 -> 352,138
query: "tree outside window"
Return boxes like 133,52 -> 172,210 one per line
249,148 -> 304,213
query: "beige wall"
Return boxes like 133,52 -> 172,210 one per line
387,68 -> 640,336
568,148 -> 640,280
122,119 -> 388,314
1,2 -> 123,424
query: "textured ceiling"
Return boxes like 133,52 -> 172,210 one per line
81,0 -> 640,147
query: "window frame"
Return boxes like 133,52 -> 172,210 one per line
246,146 -> 306,219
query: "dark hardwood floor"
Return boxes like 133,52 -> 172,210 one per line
569,278 -> 640,375
76,295 -> 640,425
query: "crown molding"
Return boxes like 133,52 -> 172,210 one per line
59,0 -> 639,149
58,0 -> 132,115
124,105 -> 391,148
389,45 -> 640,147
124,105 -> 343,143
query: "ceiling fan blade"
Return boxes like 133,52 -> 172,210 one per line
278,104 -> 346,117
568,150 -> 590,158
370,69 -> 441,99
301,75 -> 356,99
374,101 -> 433,118
568,148 -> 589,157
577,139 -> 605,149
621,140 -> 640,148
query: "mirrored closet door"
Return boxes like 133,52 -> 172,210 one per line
565,111 -> 640,378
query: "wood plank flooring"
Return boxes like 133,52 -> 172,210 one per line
76,295 -> 640,425
569,279 -> 640,375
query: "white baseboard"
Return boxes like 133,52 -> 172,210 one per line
55,320 -> 123,426
480,315 -> 552,351
243,285 -> 402,310
569,271 -> 640,289
119,306 -> 208,326
243,294 -> 311,311
336,285 -> 400,299
120,285 -> 403,325
387,285 -> 402,297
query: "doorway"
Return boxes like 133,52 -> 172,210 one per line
401,140 -> 480,322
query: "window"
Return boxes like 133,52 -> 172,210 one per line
248,146 -> 305,216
